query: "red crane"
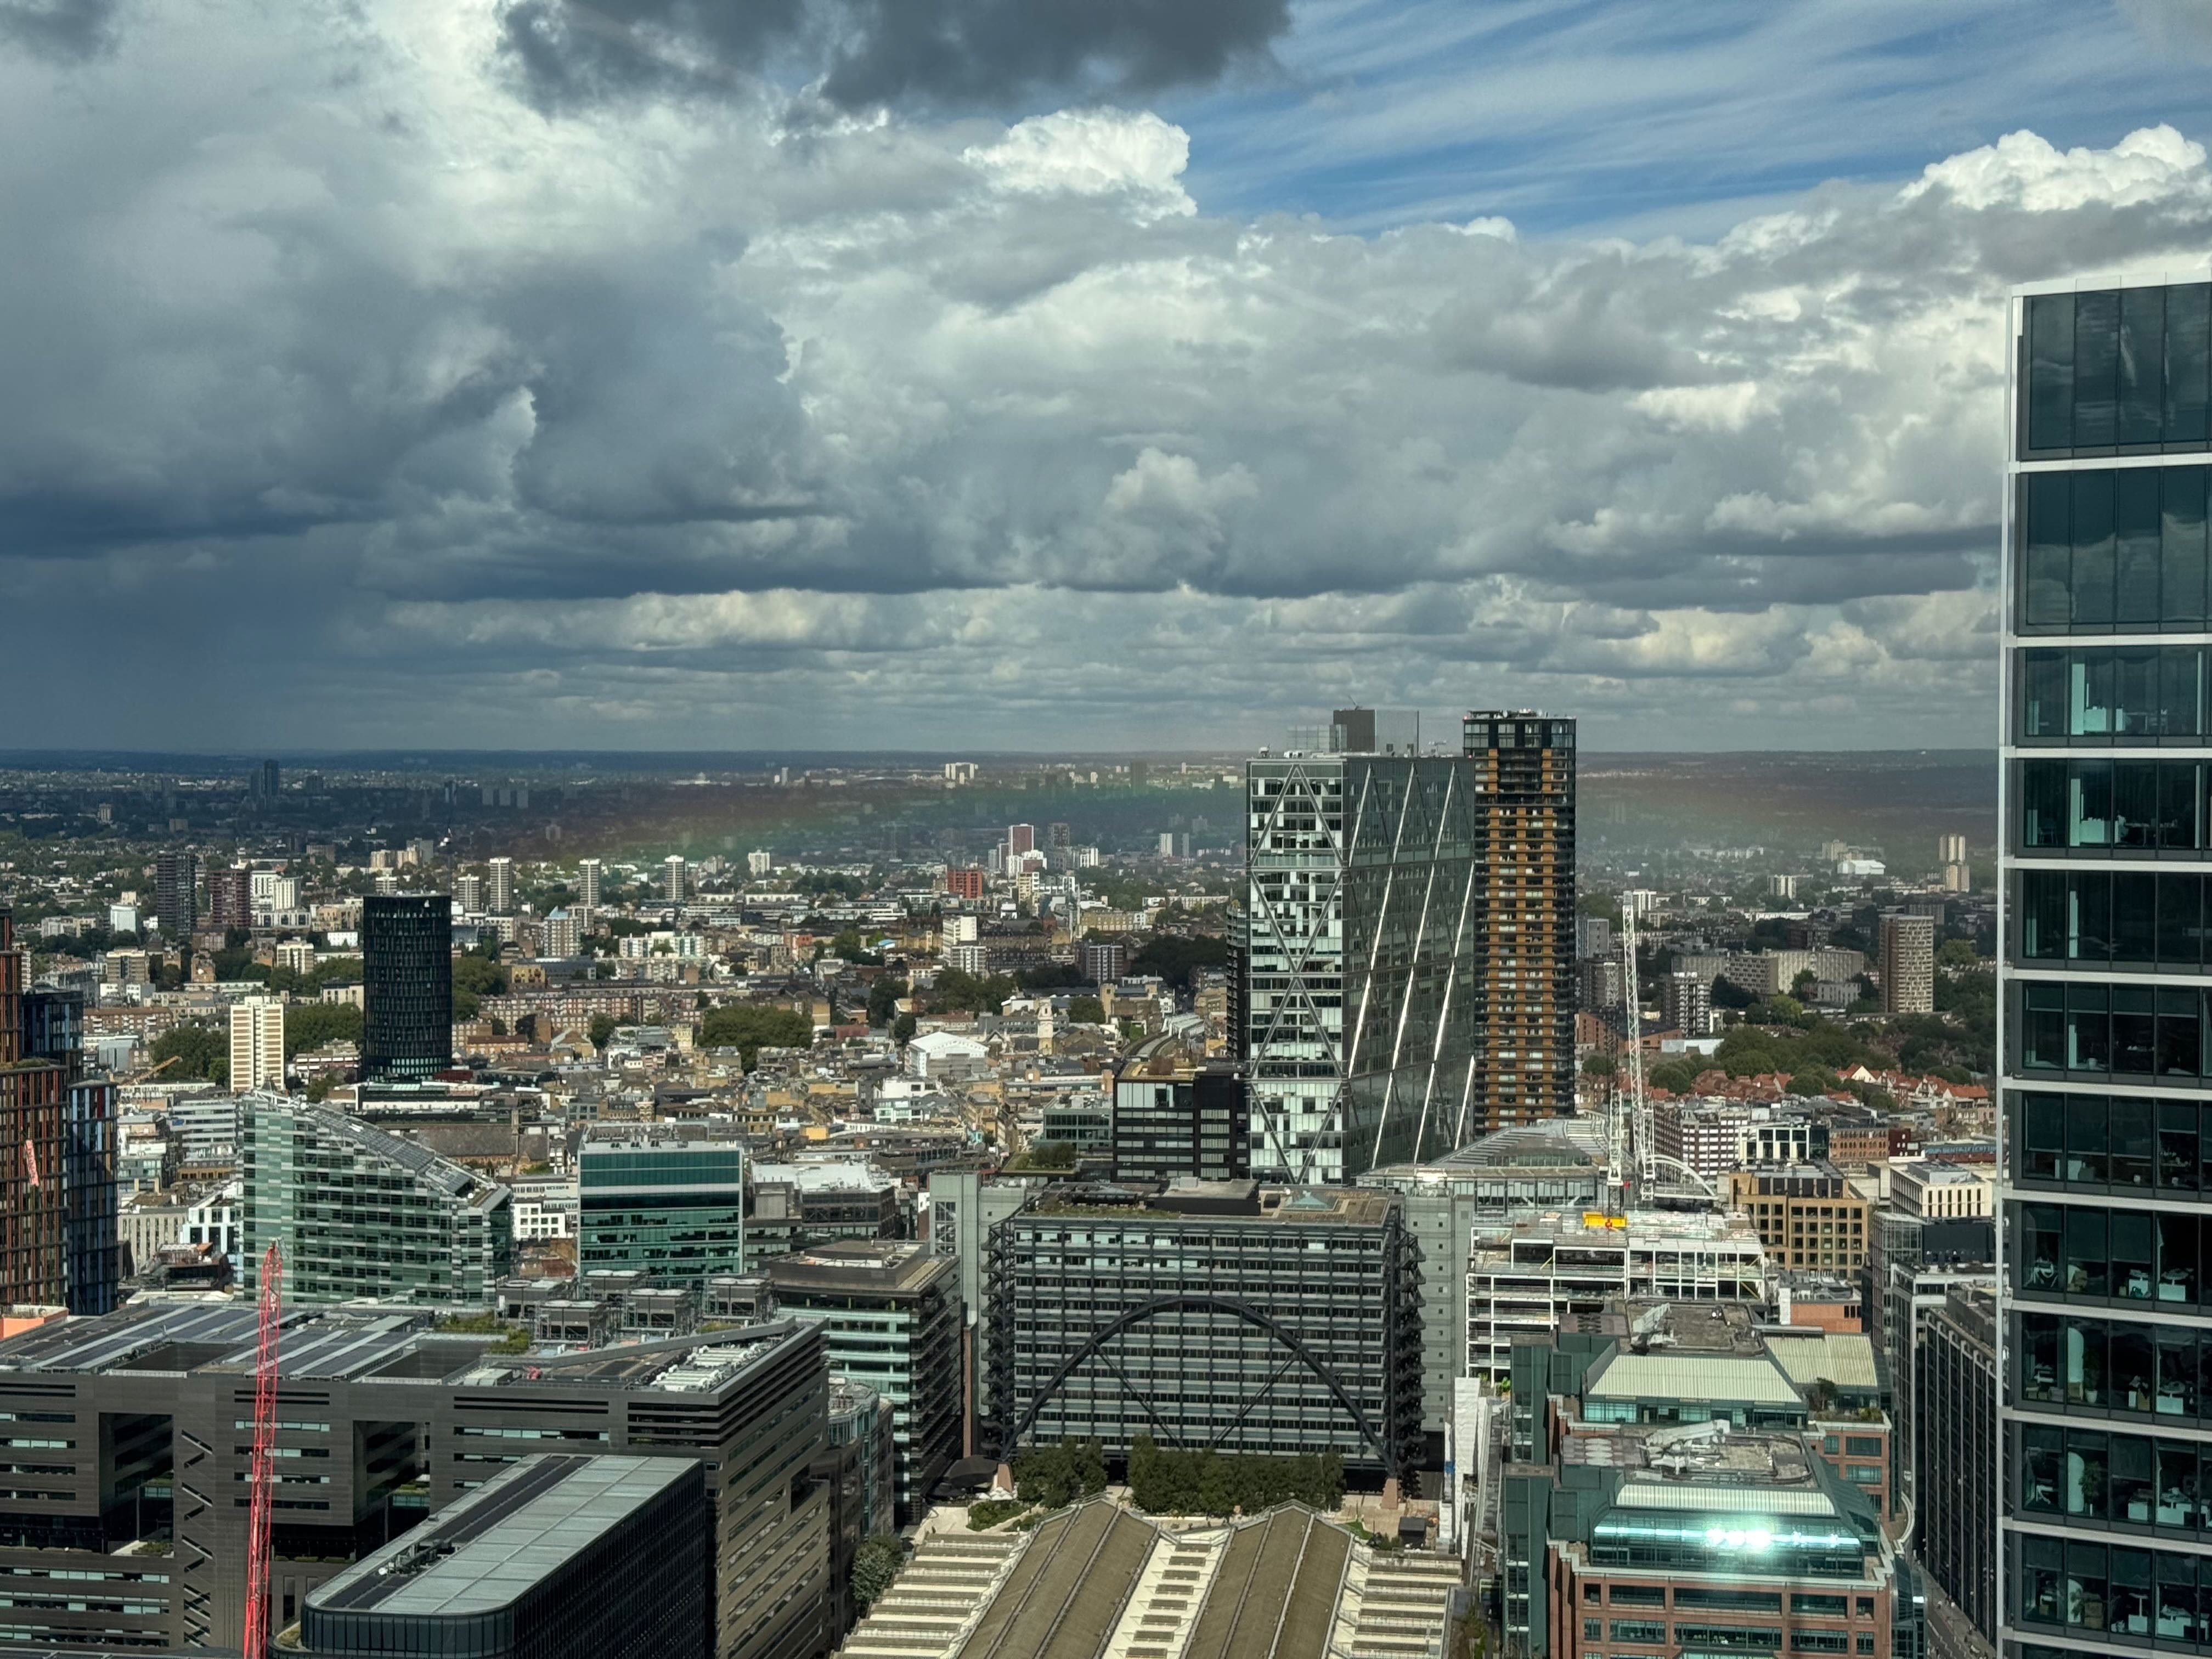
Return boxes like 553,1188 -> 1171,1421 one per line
244,1242 -> 283,1659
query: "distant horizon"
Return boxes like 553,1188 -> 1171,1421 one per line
0,746 -> 2001,770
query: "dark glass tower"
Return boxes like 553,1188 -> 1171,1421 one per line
362,893 -> 453,1082
2002,275 -> 2212,1659
154,848 -> 196,938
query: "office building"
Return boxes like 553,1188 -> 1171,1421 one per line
766,1241 -> 961,1526
943,867 -> 984,901
1888,1157 -> 1994,1219
254,759 -> 280,800
1576,914 -> 1614,960
1655,1101 -> 1815,1183
1006,824 -> 1034,856
1656,968 -> 1713,1036
579,1130 -> 746,1281
228,996 -> 285,1092
1917,1283 -> 1996,1657
1500,1317 -> 1917,1659
2000,276 -> 2212,1659
453,871 -> 485,914
839,1500 -> 1460,1659
1879,911 -> 1936,1014
362,894 -> 453,1082
989,1180 -> 1422,1476
1327,704 -> 1421,755
487,856 -> 515,915
1462,711 -> 1578,1125
1725,1163 -> 1870,1272
207,865 -> 252,933
577,857 -> 603,908
1,919 -> 116,1316
0,1304 -> 832,1659
297,1454 -> 710,1659
1248,708 -> 1573,1181
661,854 -> 686,905
1109,1041 -> 1248,1182
243,1097 -> 512,1303
1465,1209 -> 1770,1380
153,849 -> 196,938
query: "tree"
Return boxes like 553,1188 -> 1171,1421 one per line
588,1013 -> 618,1051
697,1003 -> 815,1068
891,1012 -> 917,1046
1646,1058 -> 1702,1095
932,967 -> 1016,1015
867,977 -> 909,1029
1066,995 -> 1106,1025
851,1537 -> 905,1612
1709,974 -> 1755,1011
284,1001 -> 363,1059
1936,938 -> 1982,969
1581,1054 -> 1616,1078
149,1023 -> 225,1084
1016,963 -> 1088,991
1128,933 -> 1229,989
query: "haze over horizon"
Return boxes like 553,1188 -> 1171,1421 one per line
8,1 -> 2212,749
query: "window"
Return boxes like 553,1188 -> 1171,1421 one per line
1847,1465 -> 1883,1485
1587,1621 -> 1604,1640
1610,1622 -> 1666,1645
2025,287 -> 2212,458
1845,1436 -> 1883,1457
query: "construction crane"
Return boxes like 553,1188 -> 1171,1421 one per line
1611,904 -> 1651,1202
244,1242 -> 283,1659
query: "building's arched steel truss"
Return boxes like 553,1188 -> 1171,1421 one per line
998,1294 -> 1402,1477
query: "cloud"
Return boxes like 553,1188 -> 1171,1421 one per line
5,2 -> 2211,749
0,0 -> 120,60
495,0 -> 1290,113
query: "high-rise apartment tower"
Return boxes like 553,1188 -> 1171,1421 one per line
154,849 -> 196,938
2000,274 -> 2212,1659
486,855 -> 515,915
577,857 -> 603,907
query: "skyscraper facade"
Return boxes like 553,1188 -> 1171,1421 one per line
1462,710 -> 1578,1125
0,916 -> 117,1314
154,848 -> 196,938
577,857 -> 603,907
2001,275 -> 2212,1659
1242,709 -> 1576,1182
362,894 -> 453,1082
661,854 -> 686,904
1244,747 -> 1481,1181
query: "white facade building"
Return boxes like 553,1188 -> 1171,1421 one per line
228,997 -> 286,1092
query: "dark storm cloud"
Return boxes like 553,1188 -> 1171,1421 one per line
496,0 -> 1289,111
0,0 -> 121,60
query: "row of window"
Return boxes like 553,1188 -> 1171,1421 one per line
2013,1092 -> 2212,1190
2019,467 -> 2212,629
2017,1312 -> 2212,1421
2018,760 -> 2204,850
2024,287 -> 2212,456
2023,646 -> 2212,741
1593,1622 -> 1871,1652
2018,1204 -> 2212,1304
2020,1419 -> 2212,1530
2016,1533 -> 2212,1639
2017,981 -> 2211,1078
2018,870 -> 2212,969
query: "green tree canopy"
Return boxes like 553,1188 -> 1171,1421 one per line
851,1536 -> 904,1612
588,1013 -> 618,1051
149,1023 -> 225,1084
867,977 -> 909,1029
1128,933 -> 1229,989
697,1003 -> 815,1068
285,1001 -> 363,1059
1066,995 -> 1106,1025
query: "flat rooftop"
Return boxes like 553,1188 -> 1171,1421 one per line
765,1240 -> 956,1294
308,1454 -> 696,1618
1,1299 -> 817,1396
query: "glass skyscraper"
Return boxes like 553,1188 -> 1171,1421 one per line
579,1132 -> 747,1279
2002,274 -> 2212,1659
362,893 -> 453,1082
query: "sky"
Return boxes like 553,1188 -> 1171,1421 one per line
9,1 -> 2212,753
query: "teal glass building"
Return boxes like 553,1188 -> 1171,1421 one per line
579,1133 -> 747,1280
